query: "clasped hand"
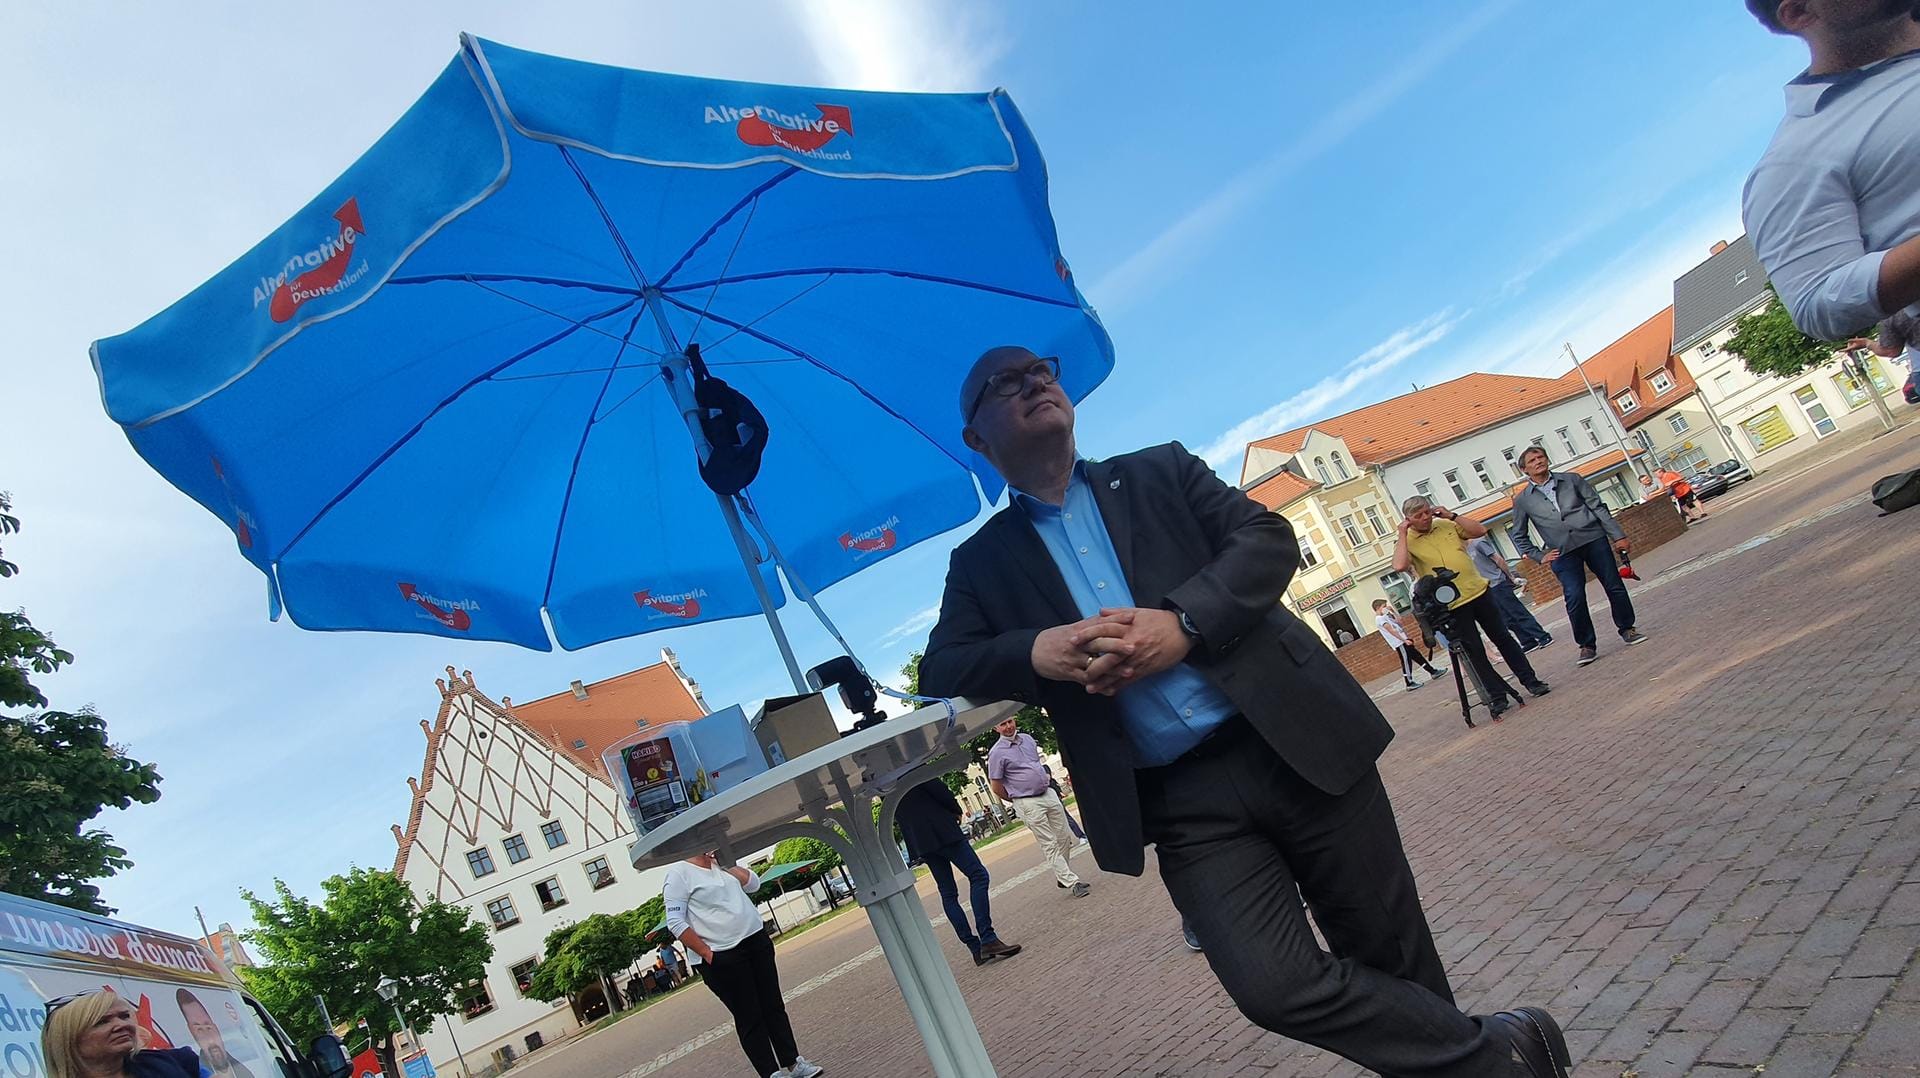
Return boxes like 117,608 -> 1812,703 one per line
1030,607 -> 1192,697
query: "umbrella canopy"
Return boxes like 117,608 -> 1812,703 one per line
92,35 -> 1112,654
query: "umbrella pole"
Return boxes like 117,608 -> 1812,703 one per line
644,288 -> 808,694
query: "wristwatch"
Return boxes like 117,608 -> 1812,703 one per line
1173,606 -> 1204,648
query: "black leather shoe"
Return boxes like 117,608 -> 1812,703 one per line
1486,1007 -> 1570,1077
1524,680 -> 1551,697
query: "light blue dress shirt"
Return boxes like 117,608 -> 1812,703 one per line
1744,48 -> 1920,340
1012,461 -> 1236,767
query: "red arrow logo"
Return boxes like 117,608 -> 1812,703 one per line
634,590 -> 702,619
270,198 -> 365,323
839,528 -> 898,554
398,583 -> 472,631
737,104 -> 853,153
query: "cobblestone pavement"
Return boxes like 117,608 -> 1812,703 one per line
511,421 -> 1920,1078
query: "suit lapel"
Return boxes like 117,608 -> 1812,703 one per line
992,511 -> 1079,623
1085,458 -> 1137,589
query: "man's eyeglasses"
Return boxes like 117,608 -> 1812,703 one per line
967,356 -> 1060,421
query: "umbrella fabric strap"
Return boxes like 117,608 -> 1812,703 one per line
735,494 -> 957,726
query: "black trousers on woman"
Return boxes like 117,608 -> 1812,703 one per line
701,929 -> 798,1075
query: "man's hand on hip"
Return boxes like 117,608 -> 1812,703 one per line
1541,548 -> 1560,567
1031,611 -> 1137,685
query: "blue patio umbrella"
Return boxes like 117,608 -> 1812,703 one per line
91,35 -> 1113,688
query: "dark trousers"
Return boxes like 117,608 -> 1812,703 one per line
1487,581 -> 1550,648
1450,590 -> 1538,694
1140,720 -> 1521,1076
921,838 -> 998,955
1395,643 -> 1441,683
1551,535 -> 1636,648
700,930 -> 798,1076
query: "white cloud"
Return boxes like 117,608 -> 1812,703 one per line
788,0 -> 1007,91
875,602 -> 941,649
1196,309 -> 1468,475
1090,0 -> 1520,311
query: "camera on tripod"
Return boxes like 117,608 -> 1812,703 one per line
1409,567 -> 1465,637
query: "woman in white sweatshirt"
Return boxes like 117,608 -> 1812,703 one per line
663,852 -> 825,1078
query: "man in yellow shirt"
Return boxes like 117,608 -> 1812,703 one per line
1393,495 -> 1549,718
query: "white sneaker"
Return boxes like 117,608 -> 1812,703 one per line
789,1058 -> 825,1078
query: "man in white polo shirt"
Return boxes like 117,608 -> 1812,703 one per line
1743,0 -> 1920,342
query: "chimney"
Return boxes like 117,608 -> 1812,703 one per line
570,680 -> 588,700
1710,240 -> 1729,256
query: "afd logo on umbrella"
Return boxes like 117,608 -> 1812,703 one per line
635,588 -> 708,620
705,103 -> 854,160
839,515 -> 900,561
252,197 -> 369,322
398,583 -> 476,631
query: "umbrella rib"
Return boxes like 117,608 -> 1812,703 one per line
274,298 -> 641,562
460,276 -> 664,354
702,273 -> 836,352
660,266 -> 1079,310
557,145 -> 651,289
388,272 -> 640,296
542,307 -> 653,605
657,293 -> 977,479
656,166 -> 800,288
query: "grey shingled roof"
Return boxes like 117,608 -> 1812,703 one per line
1671,235 -> 1771,352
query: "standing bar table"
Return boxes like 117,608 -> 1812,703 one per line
631,698 -> 1018,1078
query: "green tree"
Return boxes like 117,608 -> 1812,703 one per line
899,652 -> 1055,794
522,912 -> 650,1012
241,868 -> 492,1078
0,492 -> 162,914
1722,286 -> 1861,378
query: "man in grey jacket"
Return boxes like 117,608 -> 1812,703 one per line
1507,447 -> 1647,666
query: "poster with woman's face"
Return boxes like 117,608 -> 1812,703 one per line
0,965 -> 276,1078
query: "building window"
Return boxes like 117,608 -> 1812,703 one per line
509,959 -> 539,995
1579,418 -> 1602,448
1378,572 -> 1413,611
1313,457 -> 1332,485
1556,427 -> 1577,457
1339,515 -> 1364,547
1667,413 -> 1690,435
1615,392 -> 1639,415
1793,385 -> 1837,438
467,848 -> 496,879
534,877 -> 567,912
1444,470 -> 1467,502
1472,459 -> 1496,492
1649,370 -> 1674,395
584,856 -> 616,890
571,738 -> 588,750
1700,339 -> 1719,360
1502,447 -> 1521,476
486,896 -> 519,930
1299,545 -> 1320,569
458,979 -> 495,1020
1634,429 -> 1656,454
1362,506 -> 1388,538
1414,479 -> 1432,499
1733,269 -> 1749,286
1742,406 -> 1796,453
1330,452 -> 1351,481
540,820 -> 568,849
1529,435 -> 1545,449
1715,371 -> 1736,397
502,834 -> 530,864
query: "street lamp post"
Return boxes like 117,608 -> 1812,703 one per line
375,978 -> 420,1078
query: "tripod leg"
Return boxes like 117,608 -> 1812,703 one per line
1449,642 -> 1474,727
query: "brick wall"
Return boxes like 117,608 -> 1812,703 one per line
1510,499 -> 1688,606
1332,613 -> 1428,684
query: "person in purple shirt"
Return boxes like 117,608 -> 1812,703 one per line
986,715 -> 1089,897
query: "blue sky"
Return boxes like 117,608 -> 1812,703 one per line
0,1 -> 1804,935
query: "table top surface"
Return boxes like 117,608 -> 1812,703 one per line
629,697 -> 1018,869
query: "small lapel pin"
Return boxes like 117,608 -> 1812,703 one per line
1109,479 -> 1121,490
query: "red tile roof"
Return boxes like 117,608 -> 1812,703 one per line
507,662 -> 708,773
1244,373 -> 1587,474
1568,307 -> 1698,429
1246,470 -> 1320,509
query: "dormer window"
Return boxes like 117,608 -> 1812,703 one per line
1649,370 -> 1674,395
1615,392 -> 1639,415
1330,452 -> 1351,481
1312,457 -> 1333,485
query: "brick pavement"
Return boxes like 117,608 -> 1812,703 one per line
514,422 -> 1920,1078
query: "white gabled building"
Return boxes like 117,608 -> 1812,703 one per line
390,655 -> 708,1075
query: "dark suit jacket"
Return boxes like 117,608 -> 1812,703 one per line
895,779 -> 966,860
919,442 -> 1394,876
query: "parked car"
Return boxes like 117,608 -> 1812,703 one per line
1704,459 -> 1754,490
1685,470 -> 1730,500
1903,368 -> 1919,405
